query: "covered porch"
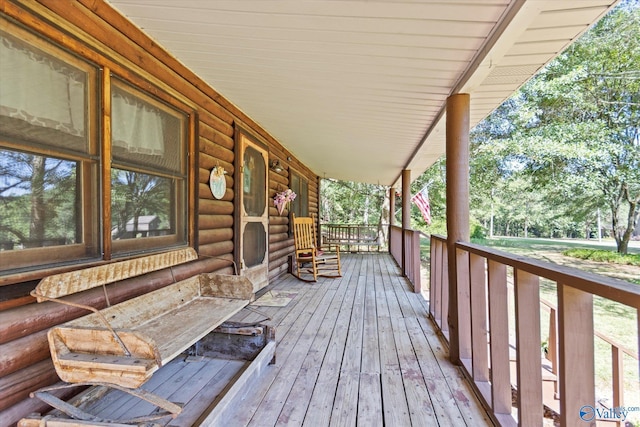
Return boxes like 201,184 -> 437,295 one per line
0,1 -> 632,426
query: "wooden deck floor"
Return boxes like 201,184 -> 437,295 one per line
26,253 -> 492,426
222,253 -> 493,427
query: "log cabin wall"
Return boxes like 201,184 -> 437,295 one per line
0,0 -> 318,423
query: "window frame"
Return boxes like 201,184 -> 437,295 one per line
288,168 -> 309,235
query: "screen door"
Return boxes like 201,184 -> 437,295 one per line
238,133 -> 269,291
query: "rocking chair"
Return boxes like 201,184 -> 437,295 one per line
292,214 -> 342,282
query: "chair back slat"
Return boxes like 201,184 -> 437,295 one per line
292,215 -> 316,252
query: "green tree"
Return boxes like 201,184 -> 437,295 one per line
513,1 -> 640,252
0,150 -> 78,247
470,101 -> 522,237
465,1 -> 638,250
111,170 -> 171,238
320,179 -> 386,226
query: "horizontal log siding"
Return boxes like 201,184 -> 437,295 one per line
267,147 -> 318,279
0,0 -> 319,423
269,165 -> 292,279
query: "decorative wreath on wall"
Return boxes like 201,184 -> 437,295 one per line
273,188 -> 296,215
209,165 -> 227,199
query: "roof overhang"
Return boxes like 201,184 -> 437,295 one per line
106,0 -> 619,187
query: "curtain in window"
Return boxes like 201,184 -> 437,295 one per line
111,88 -> 165,156
0,33 -> 85,138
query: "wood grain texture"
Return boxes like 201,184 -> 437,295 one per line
0,359 -> 58,411
199,120 -> 234,150
34,248 -> 197,300
0,329 -> 49,377
0,0 -> 323,420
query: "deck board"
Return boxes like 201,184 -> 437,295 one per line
300,256 -> 361,427
327,257 -> 367,426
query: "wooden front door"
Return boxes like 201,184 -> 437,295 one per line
237,133 -> 269,291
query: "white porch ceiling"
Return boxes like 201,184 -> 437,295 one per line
106,0 -> 618,187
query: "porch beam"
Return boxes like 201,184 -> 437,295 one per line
446,93 -> 470,364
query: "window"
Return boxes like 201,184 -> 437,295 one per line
0,19 -> 188,275
0,22 -> 99,272
109,80 -> 187,255
289,169 -> 309,219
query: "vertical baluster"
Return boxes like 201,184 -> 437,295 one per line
470,253 -> 489,382
488,260 -> 510,415
429,237 -> 438,320
457,248 -> 472,361
558,283 -> 595,427
514,269 -> 543,426
412,231 -> 421,293
548,306 -> 559,399
612,344 -> 623,427
440,246 -> 449,334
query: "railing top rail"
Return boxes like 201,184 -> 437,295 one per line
595,330 -> 637,359
454,240 -> 640,308
321,223 -> 387,227
394,229 -> 438,240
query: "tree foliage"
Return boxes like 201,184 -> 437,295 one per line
320,179 -> 387,227
511,0 -> 640,252
464,0 -> 640,252
0,150 -> 78,248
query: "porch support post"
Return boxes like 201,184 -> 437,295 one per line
446,93 -> 470,364
401,169 -> 411,272
389,187 -> 396,226
401,170 -> 411,230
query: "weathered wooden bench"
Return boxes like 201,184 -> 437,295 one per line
21,248 -> 275,425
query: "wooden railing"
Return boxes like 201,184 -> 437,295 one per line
429,235 -> 449,340
321,223 -> 382,252
429,234 -> 640,427
390,225 -> 402,265
390,225 -> 422,293
540,298 -> 639,416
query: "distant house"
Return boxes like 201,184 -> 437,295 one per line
126,215 -> 160,234
112,215 -> 161,239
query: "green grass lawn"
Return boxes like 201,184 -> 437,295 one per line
420,235 -> 640,421
564,247 -> 640,269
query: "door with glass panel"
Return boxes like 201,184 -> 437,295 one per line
238,133 -> 269,291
